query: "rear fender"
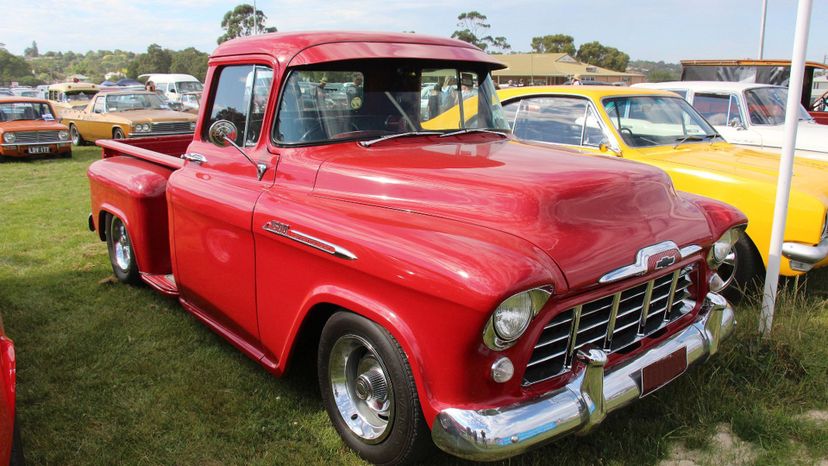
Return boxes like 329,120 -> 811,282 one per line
87,156 -> 174,274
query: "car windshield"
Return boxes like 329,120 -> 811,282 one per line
0,102 -> 55,121
274,60 -> 508,144
602,96 -> 718,147
744,87 -> 812,125
65,91 -> 93,103
105,93 -> 169,111
177,81 -> 203,93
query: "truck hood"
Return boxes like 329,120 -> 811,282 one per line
635,142 -> 828,201
313,138 -> 713,290
104,109 -> 196,123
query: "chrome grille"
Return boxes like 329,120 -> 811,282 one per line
14,131 -> 61,143
150,121 -> 192,133
523,264 -> 697,386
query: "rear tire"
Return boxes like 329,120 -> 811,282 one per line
106,215 -> 140,284
318,312 -> 433,465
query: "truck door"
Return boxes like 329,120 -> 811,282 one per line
167,63 -> 275,345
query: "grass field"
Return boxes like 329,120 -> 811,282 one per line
1,147 -> 827,465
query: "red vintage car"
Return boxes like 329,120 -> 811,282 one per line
0,314 -> 22,466
86,32 -> 746,464
0,97 -> 72,160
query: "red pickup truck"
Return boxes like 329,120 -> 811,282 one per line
87,32 -> 746,464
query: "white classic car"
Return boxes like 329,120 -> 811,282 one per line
635,81 -> 828,162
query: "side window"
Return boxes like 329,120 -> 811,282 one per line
511,96 -> 588,146
693,93 -> 731,125
93,96 -> 106,113
501,100 -> 520,130
728,94 -> 744,126
157,83 -> 169,93
668,89 -> 688,100
582,106 -> 606,147
203,64 -> 273,147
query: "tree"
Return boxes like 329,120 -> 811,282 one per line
576,41 -> 630,72
127,44 -> 173,77
217,4 -> 277,44
0,50 -> 35,85
171,47 -> 209,80
450,11 -> 510,53
530,34 -> 576,55
23,41 -> 39,58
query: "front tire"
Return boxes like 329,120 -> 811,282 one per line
10,414 -> 24,466
106,215 -> 140,284
718,233 -> 763,302
113,128 -> 125,140
318,312 -> 433,465
69,124 -> 84,146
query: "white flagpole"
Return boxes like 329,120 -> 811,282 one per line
759,0 -> 813,336
758,0 -> 768,59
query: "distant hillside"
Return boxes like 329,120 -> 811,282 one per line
628,60 -> 682,82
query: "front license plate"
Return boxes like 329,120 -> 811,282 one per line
640,347 -> 687,397
28,145 -> 50,154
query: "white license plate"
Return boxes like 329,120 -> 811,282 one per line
28,146 -> 51,154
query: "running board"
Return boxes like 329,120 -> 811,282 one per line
140,273 -> 179,296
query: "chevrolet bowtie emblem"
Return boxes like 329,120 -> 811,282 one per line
599,241 -> 690,284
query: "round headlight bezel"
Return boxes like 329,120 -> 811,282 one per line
3,132 -> 16,143
58,130 -> 69,141
483,286 -> 553,351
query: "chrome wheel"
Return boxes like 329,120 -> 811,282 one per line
70,125 -> 81,145
716,250 -> 738,290
112,218 -> 132,272
329,334 -> 394,444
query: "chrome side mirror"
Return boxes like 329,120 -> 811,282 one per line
599,139 -> 622,157
208,120 -> 238,147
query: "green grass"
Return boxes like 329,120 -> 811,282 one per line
1,147 -> 826,465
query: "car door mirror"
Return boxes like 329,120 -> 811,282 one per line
208,120 -> 237,147
599,139 -> 622,157
729,118 -> 746,130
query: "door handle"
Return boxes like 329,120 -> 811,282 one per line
181,152 -> 208,164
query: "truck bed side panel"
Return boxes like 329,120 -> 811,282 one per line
88,156 -> 175,275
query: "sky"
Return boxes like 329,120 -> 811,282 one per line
0,0 -> 826,64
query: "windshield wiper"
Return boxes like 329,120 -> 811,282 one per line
673,133 -> 716,149
359,131 -> 442,147
439,128 -> 509,138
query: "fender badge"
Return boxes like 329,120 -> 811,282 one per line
599,241 -> 685,284
263,220 -> 357,260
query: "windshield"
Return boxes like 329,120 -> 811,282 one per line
177,81 -> 203,93
744,87 -> 812,125
274,60 -> 508,144
65,91 -> 93,103
602,96 -> 718,147
105,93 -> 169,111
0,102 -> 55,121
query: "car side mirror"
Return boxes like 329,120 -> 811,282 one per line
169,88 -> 177,93
208,120 -> 237,147
729,118 -> 746,130
599,139 -> 622,157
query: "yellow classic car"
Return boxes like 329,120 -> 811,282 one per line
463,86 -> 828,294
61,90 -> 196,144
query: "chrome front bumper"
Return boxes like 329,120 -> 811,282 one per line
782,237 -> 828,272
431,292 -> 734,462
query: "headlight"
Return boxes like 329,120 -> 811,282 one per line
484,287 -> 553,350
142,124 -> 151,132
3,132 -> 15,143
189,121 -> 196,130
58,130 -> 69,141
707,226 -> 744,270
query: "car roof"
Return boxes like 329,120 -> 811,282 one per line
139,73 -> 200,82
634,81 -> 780,92
212,30 -> 503,69
0,96 -> 50,104
496,85 -> 680,101
97,90 -> 158,96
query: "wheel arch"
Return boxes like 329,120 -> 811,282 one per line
279,289 -> 435,424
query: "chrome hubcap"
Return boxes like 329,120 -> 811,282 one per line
113,220 -> 132,271
71,127 -> 79,144
329,335 -> 393,443
717,250 -> 738,290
